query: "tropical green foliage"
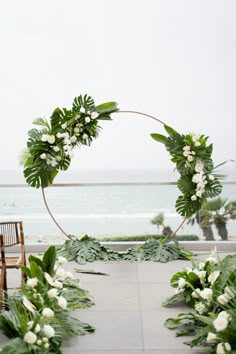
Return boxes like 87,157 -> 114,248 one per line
151,212 -> 174,236
151,125 -> 223,217
163,251 -> 236,353
0,247 -> 95,353
57,235 -> 193,264
99,234 -> 199,241
188,197 -> 236,240
21,95 -> 118,188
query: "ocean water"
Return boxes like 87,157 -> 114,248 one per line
1,180 -> 236,241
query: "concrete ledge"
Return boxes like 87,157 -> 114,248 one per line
5,240 -> 236,254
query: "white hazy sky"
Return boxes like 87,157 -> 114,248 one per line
0,0 -> 236,181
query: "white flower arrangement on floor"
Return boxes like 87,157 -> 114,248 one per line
0,246 -> 95,353
163,249 -> 236,353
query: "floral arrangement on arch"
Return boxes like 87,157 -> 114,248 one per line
163,250 -> 236,354
21,94 -> 223,219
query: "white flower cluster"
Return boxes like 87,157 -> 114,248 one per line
191,160 -> 208,201
24,322 -> 55,349
39,107 -> 99,165
183,145 -> 195,162
213,311 -> 231,332
192,287 -> 213,302
217,286 -> 236,305
216,342 -> 231,354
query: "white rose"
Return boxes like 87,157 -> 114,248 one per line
58,256 -> 67,265
26,277 -> 38,288
44,343 -> 50,349
208,271 -> 220,285
195,302 -> 206,314
47,135 -> 55,144
195,160 -> 204,173
85,116 -> 91,123
195,141 -> 201,147
216,342 -> 231,354
56,132 -> 62,138
200,288 -> 213,300
24,331 -> 37,344
61,123 -> 67,129
53,146 -> 60,152
51,159 -> 57,167
42,308 -> 54,318
40,153 -> 47,160
55,267 -> 66,278
187,155 -> 194,162
192,288 -> 201,298
37,339 -> 42,345
192,173 -> 202,184
82,133 -> 88,140
66,271 -> 74,279
47,288 -> 58,299
91,111 -> 99,119
74,127 -> 80,133
196,190 -> 203,198
43,325 -> 55,338
178,277 -> 186,289
206,332 -> 217,343
209,174 -> 215,181
70,136 -> 77,143
58,296 -> 67,310
191,195 -> 197,201
213,311 -> 230,332
80,107 -> 85,113
41,134 -> 48,142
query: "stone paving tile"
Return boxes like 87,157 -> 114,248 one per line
137,261 -> 191,283
63,312 -> 143,351
83,282 -> 140,312
138,283 -> 188,312
64,351 -> 144,354
145,351 -> 201,354
65,261 -> 138,284
141,311 -> 192,351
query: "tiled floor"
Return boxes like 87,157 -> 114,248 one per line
2,251 -> 231,354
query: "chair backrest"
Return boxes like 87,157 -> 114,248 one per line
0,221 -> 24,247
0,234 -> 7,309
0,234 -> 6,267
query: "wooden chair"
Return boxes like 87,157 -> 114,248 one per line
0,221 -> 26,285
0,234 -> 7,310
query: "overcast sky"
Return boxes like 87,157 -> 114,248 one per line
0,0 -> 235,181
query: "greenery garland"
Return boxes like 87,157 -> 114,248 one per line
21,95 -> 118,188
21,94 -> 223,219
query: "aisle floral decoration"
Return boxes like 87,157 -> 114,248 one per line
163,250 -> 236,353
0,247 -> 95,353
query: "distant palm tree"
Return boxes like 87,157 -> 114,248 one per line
188,198 -> 236,241
151,212 -> 174,236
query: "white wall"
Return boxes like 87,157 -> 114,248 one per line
0,0 -> 235,180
